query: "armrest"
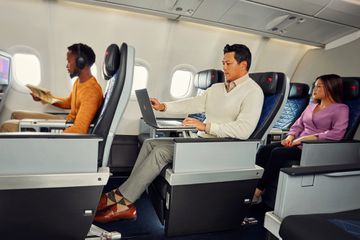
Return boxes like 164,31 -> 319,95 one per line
274,163 -> 360,219
281,163 -> 360,176
267,128 -> 289,144
173,137 -> 247,143
19,119 -> 95,133
0,132 -> 102,175
172,138 -> 260,173
269,128 -> 284,135
300,140 -> 360,166
19,119 -> 71,132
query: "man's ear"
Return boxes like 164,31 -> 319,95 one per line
239,60 -> 248,71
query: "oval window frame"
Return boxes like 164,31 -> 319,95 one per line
170,64 -> 197,99
7,45 -> 42,93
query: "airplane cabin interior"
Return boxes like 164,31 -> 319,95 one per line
0,0 -> 359,239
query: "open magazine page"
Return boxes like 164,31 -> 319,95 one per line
26,84 -> 61,104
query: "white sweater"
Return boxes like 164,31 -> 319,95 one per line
165,75 -> 264,139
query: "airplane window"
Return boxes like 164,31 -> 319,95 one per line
170,70 -> 193,98
91,65 -> 97,79
132,65 -> 148,95
13,53 -> 41,86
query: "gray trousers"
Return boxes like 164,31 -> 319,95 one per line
119,138 -> 174,202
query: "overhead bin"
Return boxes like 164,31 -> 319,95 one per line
73,0 -> 360,46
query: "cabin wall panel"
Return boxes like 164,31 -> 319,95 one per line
252,38 -> 314,79
0,0 -> 53,123
292,37 -> 360,139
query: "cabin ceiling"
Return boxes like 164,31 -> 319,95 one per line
73,0 -> 360,46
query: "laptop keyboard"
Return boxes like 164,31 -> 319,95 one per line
157,120 -> 183,126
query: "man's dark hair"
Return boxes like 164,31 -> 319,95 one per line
67,43 -> 96,67
223,44 -> 252,71
314,74 -> 343,103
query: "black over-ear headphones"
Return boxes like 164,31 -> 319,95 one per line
76,43 -> 87,70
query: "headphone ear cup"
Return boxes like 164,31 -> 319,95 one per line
76,56 -> 86,69
76,44 -> 86,70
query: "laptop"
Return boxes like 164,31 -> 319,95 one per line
135,88 -> 196,130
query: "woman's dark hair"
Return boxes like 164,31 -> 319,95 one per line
67,43 -> 96,67
314,74 -> 343,103
223,44 -> 252,71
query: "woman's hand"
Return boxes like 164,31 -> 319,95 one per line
291,135 -> 318,146
182,117 -> 206,131
281,135 -> 295,147
291,138 -> 302,146
150,98 -> 165,111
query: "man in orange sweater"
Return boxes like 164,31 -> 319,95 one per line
0,43 -> 103,133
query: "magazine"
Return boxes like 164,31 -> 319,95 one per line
26,84 -> 61,104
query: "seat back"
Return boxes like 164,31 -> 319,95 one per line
91,43 -> 134,167
273,83 -> 310,130
188,69 -> 224,121
342,77 -> 360,140
249,72 -> 289,141
193,69 -> 225,91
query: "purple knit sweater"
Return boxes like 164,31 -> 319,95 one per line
288,103 -> 349,141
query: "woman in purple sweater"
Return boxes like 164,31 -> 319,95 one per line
253,74 -> 349,203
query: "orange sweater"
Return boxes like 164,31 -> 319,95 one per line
53,76 -> 103,133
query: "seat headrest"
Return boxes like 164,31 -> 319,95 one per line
194,69 -> 224,90
216,70 -> 225,83
342,77 -> 360,100
289,83 -> 310,98
250,72 -> 279,95
103,44 -> 120,80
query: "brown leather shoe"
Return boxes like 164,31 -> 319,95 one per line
96,190 -> 123,211
94,204 -> 137,223
97,193 -> 112,212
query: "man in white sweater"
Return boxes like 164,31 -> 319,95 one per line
94,44 -> 264,223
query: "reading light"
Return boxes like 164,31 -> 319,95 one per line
266,15 -> 306,35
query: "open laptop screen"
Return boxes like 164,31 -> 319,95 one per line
135,88 -> 158,128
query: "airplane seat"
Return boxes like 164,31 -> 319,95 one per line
147,72 -> 289,236
0,42 -> 135,239
279,208 -> 360,240
262,77 -> 360,209
264,163 -> 360,240
263,77 -> 360,239
342,77 -> 360,140
249,72 -> 289,141
268,82 -> 310,143
91,43 -> 133,167
18,43 -> 125,135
